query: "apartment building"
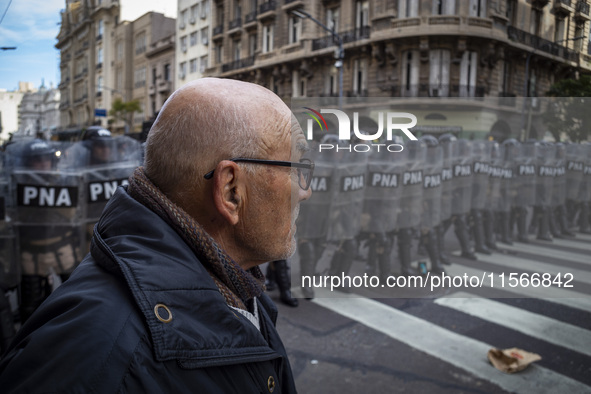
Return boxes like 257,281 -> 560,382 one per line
132,12 -> 175,131
203,0 -> 591,140
176,0 -> 212,87
16,85 -> 61,140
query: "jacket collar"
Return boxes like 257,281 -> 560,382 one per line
90,187 -> 280,366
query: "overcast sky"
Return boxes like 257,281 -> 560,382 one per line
0,0 -> 177,91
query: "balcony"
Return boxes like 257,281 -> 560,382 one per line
59,101 -> 70,110
74,68 -> 88,81
221,55 -> 256,72
244,10 -> 257,27
507,26 -> 579,62
96,34 -> 102,41
312,26 -> 370,51
258,1 -> 276,19
392,84 -> 486,98
158,80 -> 172,93
58,78 -> 70,89
532,0 -> 551,6
213,24 -> 224,38
96,91 -> 102,98
96,62 -> 103,70
74,94 -> 88,105
282,0 -> 303,10
228,17 -> 242,35
575,1 -> 591,21
554,0 -> 574,16
148,85 -> 156,96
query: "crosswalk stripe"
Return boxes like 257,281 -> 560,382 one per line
544,237 -> 591,253
445,265 -> 591,313
573,233 -> 591,242
498,243 -> 591,266
312,289 -> 591,394
451,251 -> 591,286
434,292 -> 591,357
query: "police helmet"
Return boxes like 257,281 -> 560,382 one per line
419,134 -> 439,148
22,139 -> 57,169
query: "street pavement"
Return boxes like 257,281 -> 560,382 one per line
267,232 -> 591,393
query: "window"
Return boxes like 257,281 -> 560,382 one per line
402,50 -> 419,96
97,19 -> 104,38
201,0 -> 210,19
117,41 -> 123,60
325,67 -> 338,96
97,76 -> 103,92
429,49 -> 450,97
180,10 -> 187,28
164,63 -> 171,81
179,62 -> 187,79
469,0 -> 486,17
200,55 -> 208,73
352,58 -> 367,95
215,44 -> 223,64
555,18 -> 566,42
152,67 -> 157,85
135,33 -> 146,55
234,0 -> 242,19
460,51 -> 478,97
190,4 -> 198,22
288,16 -> 301,44
180,36 -> 188,52
506,0 -> 517,26
575,24 -> 585,52
135,66 -> 146,88
248,33 -> 257,56
233,40 -> 241,61
530,8 -> 542,36
398,0 -> 419,18
432,0 -> 455,15
292,70 -> 306,98
326,7 -> 340,32
262,24 -> 274,53
190,58 -> 198,73
201,27 -> 209,45
97,47 -> 103,65
190,31 -> 198,46
216,4 -> 224,26
356,1 -> 369,29
501,60 -> 512,94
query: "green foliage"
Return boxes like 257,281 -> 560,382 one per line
544,75 -> 591,142
109,98 -> 142,131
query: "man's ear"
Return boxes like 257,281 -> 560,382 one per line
212,161 -> 243,225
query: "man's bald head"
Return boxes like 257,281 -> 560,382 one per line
144,78 -> 291,200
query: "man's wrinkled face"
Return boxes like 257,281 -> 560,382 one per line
240,117 -> 311,264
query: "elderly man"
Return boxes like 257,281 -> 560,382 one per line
0,79 -> 311,393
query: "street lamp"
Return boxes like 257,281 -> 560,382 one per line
290,9 -> 344,109
521,35 -> 586,141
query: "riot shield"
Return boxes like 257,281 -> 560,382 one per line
451,140 -> 473,215
534,143 -> 556,208
495,144 -> 514,213
565,143 -> 584,203
0,151 -> 18,290
81,136 -> 142,253
552,143 -> 567,208
513,141 -> 537,207
579,143 -> 591,203
420,143 -> 443,230
471,141 -> 492,211
439,140 -> 453,223
488,144 -> 505,212
398,140 -> 425,229
297,142 -> 335,240
362,146 -> 404,234
326,144 -> 367,242
6,140 -> 83,277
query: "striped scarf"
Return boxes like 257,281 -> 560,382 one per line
127,167 -> 265,311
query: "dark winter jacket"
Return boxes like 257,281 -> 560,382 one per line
0,187 -> 297,393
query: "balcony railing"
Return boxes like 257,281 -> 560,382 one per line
392,84 -> 486,98
245,11 -> 257,24
213,25 -> 224,36
507,26 -> 579,62
575,1 -> 591,19
221,55 -> 256,72
229,17 -> 242,30
312,26 -> 370,51
259,1 -> 276,14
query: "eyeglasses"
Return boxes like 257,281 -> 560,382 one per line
204,157 -> 315,190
